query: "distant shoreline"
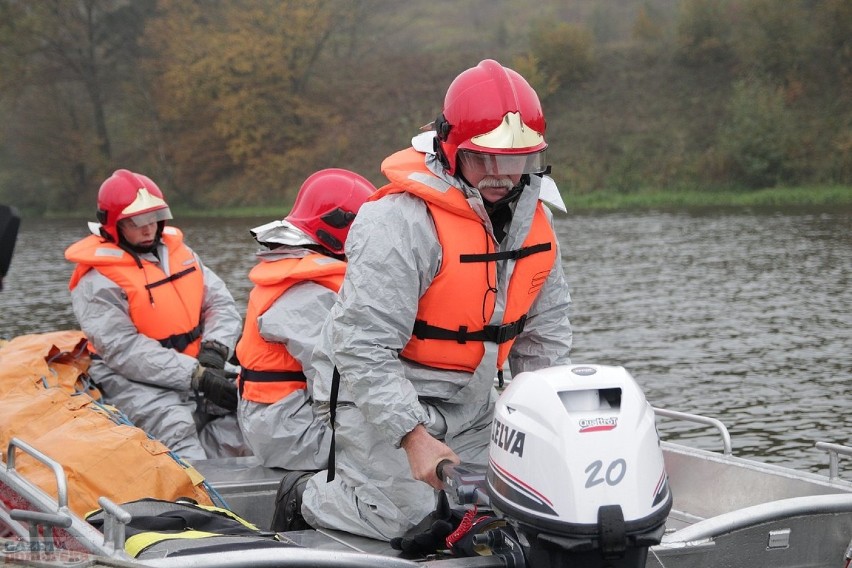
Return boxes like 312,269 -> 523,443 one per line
26,185 -> 852,219
561,185 -> 852,212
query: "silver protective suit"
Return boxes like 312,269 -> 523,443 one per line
301,149 -> 573,540
69,230 -> 247,461
237,245 -> 334,470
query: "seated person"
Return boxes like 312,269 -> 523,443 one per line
65,169 -> 249,460
236,169 -> 375,471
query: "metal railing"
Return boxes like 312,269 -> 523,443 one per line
652,407 -> 733,455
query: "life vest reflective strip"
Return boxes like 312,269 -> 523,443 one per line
377,148 -> 558,373
236,254 -> 345,404
65,228 -> 205,357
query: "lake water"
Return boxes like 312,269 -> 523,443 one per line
1,210 -> 850,475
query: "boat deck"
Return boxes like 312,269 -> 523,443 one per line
194,436 -> 852,566
3,410 -> 851,567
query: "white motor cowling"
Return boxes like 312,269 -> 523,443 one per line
487,364 -> 671,568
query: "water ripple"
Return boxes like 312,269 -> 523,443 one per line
2,212 -> 850,475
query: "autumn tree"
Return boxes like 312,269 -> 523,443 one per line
0,0 -> 154,211
717,78 -> 795,188
675,0 -> 733,67
632,2 -> 666,56
729,0 -> 812,86
142,0 -> 365,207
528,20 -> 596,89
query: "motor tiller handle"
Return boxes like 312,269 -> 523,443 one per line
436,459 -> 455,482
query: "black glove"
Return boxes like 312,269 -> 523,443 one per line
391,491 -> 507,558
192,366 -> 238,411
391,491 -> 458,556
197,341 -> 228,370
390,518 -> 454,556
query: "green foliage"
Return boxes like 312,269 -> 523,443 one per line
812,0 -> 852,78
0,0 -> 155,211
675,0 -> 733,66
631,2 -> 671,61
509,54 -> 560,102
590,4 -> 619,45
632,3 -> 665,45
563,185 -> 852,211
0,0 -> 850,214
529,20 -> 597,87
717,78 -> 795,188
729,0 -> 812,83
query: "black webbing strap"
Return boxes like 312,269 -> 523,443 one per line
459,242 -> 551,264
237,369 -> 307,397
411,314 -> 527,345
145,266 -> 197,290
326,366 -> 341,483
142,266 -> 202,351
239,369 -> 307,383
144,265 -> 198,290
157,322 -> 202,352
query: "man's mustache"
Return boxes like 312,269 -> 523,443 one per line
477,176 -> 514,191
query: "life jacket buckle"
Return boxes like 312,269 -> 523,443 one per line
483,315 -> 527,344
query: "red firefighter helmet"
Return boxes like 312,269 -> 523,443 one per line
436,59 -> 548,178
96,169 -> 172,243
286,168 -> 376,255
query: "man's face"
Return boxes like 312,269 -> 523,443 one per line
470,174 -> 523,203
456,149 -> 543,203
118,217 -> 157,247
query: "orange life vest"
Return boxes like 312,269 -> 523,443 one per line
236,254 -> 345,404
65,228 -> 205,357
378,148 -> 558,373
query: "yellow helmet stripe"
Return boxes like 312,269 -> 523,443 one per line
121,188 -> 168,216
470,112 -> 544,150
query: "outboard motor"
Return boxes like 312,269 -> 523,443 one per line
486,364 -> 672,568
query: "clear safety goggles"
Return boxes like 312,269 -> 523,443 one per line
120,207 -> 172,227
457,149 -> 547,178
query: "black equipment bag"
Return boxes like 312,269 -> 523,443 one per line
86,498 -> 297,559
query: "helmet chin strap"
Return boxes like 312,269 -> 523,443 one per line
482,176 -> 529,243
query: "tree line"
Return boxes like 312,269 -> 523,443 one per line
0,0 -> 849,216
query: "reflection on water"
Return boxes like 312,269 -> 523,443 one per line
1,211 -> 850,474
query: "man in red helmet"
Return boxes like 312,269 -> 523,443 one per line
235,169 -> 375,484
292,60 -> 573,542
65,169 -> 248,461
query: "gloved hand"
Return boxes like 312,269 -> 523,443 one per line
391,491 -> 507,558
191,365 -> 238,411
197,341 -> 228,370
391,490 -> 464,556
390,518 -> 455,556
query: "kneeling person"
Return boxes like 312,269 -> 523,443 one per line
298,60 -> 573,541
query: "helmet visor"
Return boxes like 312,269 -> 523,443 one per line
457,149 -> 547,179
122,207 -> 172,227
